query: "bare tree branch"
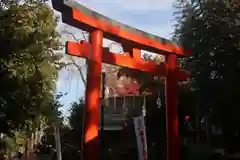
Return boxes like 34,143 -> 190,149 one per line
68,57 -> 86,86
59,29 -> 89,86
61,30 -> 80,42
56,60 -> 86,87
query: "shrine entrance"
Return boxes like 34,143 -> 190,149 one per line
52,1 -> 191,160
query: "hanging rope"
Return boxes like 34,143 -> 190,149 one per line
113,95 -> 117,113
142,95 -> 146,117
122,96 -> 126,115
122,96 -> 128,130
156,90 -> 162,108
133,95 -> 136,109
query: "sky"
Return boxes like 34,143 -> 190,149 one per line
56,0 -> 178,116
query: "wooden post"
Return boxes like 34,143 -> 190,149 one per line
165,54 -> 179,160
54,126 -> 62,160
83,30 -> 103,160
100,72 -> 106,160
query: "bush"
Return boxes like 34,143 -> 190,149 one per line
181,144 -> 216,160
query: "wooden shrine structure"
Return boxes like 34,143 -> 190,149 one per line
52,0 -> 191,160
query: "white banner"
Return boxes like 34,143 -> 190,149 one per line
133,116 -> 148,160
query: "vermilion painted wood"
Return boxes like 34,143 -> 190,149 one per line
51,1 -> 192,159
67,41 -> 167,76
51,0 -> 191,56
83,30 -> 103,160
165,54 -> 180,160
66,41 -> 189,81
72,9 -> 191,56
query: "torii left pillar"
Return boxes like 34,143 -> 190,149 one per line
83,30 -> 103,160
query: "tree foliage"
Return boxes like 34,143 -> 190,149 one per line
68,98 -> 84,148
173,0 -> 240,133
36,99 -> 84,160
0,0 -> 61,135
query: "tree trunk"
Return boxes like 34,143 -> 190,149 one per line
54,126 -> 62,160
205,113 -> 211,145
24,137 -> 29,160
195,104 -> 200,144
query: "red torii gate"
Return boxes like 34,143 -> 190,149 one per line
52,1 -> 191,160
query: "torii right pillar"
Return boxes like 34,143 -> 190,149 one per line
165,54 -> 180,160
